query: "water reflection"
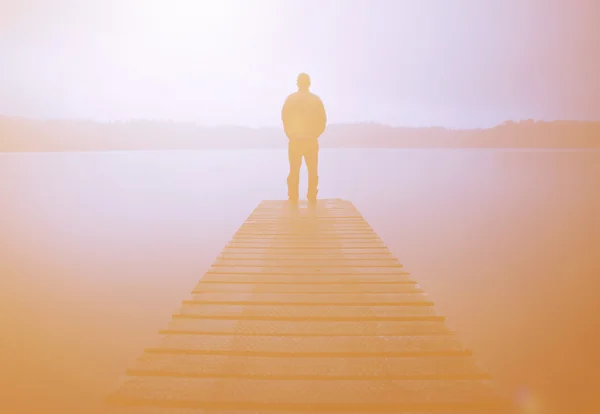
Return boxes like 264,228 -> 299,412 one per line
0,148 -> 598,413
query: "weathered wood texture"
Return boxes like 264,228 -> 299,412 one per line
106,199 -> 512,413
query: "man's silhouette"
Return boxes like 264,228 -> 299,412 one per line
281,73 -> 327,202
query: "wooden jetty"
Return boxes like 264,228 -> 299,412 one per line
106,199 -> 512,413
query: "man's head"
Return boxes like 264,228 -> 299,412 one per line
297,73 -> 311,91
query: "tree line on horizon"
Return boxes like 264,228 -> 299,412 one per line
0,116 -> 598,151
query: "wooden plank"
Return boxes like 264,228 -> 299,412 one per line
236,230 -> 376,235
233,233 -> 377,237
226,243 -> 387,249
241,223 -> 370,227
230,239 -> 383,243
244,218 -> 367,222
239,222 -> 373,227
254,205 -> 356,212
239,224 -> 373,228
253,209 -> 358,212
232,238 -> 376,243
255,203 -> 355,208
172,314 -> 442,323
235,234 -> 377,238
247,213 -> 362,217
234,234 -> 375,238
258,203 -> 353,208
256,204 -> 355,208
221,247 -> 392,254
254,204 -> 355,209
105,407 -> 505,414
235,233 -> 376,237
229,238 -> 383,243
248,211 -> 362,215
238,228 -> 374,232
251,210 -> 360,213
223,247 -> 388,252
192,283 -> 423,293
163,318 -> 450,336
237,223 -> 374,234
252,211 -> 360,215
239,223 -> 372,228
252,206 -> 357,210
258,199 -> 348,204
187,292 -> 431,305
148,334 -> 466,356
206,267 -> 404,274
250,209 -> 359,213
211,259 -> 401,267
249,214 -> 361,217
252,207 -> 358,211
176,304 -> 438,320
231,235 -> 381,240
218,252 -> 395,259
198,274 -> 413,284
107,377 -> 507,410
249,212 -> 362,216
256,208 -> 357,212
249,218 -> 364,222
127,354 -> 489,380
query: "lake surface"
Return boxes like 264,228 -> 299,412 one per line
1,148 -> 599,413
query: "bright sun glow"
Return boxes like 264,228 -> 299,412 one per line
134,0 -> 254,61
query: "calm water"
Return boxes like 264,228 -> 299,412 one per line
1,148 -> 599,413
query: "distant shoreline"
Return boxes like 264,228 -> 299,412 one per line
1,117 -> 598,151
4,148 -> 598,156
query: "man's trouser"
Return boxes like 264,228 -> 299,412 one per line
287,138 -> 319,200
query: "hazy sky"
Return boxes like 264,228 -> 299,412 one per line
1,0 -> 598,128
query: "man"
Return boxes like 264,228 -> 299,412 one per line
281,73 -> 327,202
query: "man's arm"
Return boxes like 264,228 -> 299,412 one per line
281,96 -> 292,139
314,97 -> 327,138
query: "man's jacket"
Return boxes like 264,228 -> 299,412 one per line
281,91 -> 327,141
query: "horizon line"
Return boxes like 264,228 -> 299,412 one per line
1,114 -> 598,131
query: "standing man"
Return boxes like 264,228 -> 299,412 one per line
281,73 -> 327,202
